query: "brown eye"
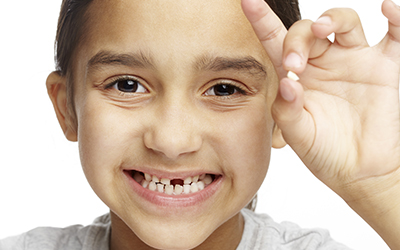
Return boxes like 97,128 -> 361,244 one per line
112,79 -> 147,93
205,84 -> 245,96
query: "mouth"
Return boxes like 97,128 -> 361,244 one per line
125,170 -> 219,196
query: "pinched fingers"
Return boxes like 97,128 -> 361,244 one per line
311,8 -> 369,48
241,0 -> 287,78
283,20 -> 331,73
282,8 -> 369,73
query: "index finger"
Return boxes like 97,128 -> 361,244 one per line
241,0 -> 288,78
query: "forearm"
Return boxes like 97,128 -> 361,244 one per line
342,168 -> 400,250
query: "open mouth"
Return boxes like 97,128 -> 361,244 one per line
126,170 -> 218,196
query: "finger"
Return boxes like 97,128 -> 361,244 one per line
311,8 -> 369,48
272,78 -> 315,157
283,19 -> 332,73
241,0 -> 287,78
380,0 -> 400,61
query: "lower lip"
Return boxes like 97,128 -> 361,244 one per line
123,171 -> 223,208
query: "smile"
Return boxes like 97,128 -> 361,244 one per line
128,170 -> 216,196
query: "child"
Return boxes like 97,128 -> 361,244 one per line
1,0 -> 400,249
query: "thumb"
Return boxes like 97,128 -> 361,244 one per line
272,77 -> 315,158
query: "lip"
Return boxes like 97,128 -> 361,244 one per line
123,169 -> 223,208
124,167 -> 220,180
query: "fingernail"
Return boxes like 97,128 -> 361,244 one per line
285,53 -> 303,69
279,79 -> 296,102
315,16 -> 332,25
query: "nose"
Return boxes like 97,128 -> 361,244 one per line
143,97 -> 203,160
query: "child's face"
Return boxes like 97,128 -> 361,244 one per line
68,0 -> 282,248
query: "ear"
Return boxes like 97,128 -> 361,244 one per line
272,123 -> 286,149
46,72 -> 78,142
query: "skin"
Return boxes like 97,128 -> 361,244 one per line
47,0 -> 285,249
47,0 -> 400,249
242,0 -> 400,248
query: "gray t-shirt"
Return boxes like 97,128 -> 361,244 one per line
0,209 -> 351,250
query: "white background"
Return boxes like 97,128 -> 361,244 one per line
0,0 -> 392,249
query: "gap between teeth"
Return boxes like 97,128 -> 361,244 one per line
133,172 -> 213,195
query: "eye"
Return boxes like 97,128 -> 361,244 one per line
205,83 -> 246,96
112,78 -> 147,93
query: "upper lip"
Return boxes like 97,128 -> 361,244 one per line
123,167 -> 221,180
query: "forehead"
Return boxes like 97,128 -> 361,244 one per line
81,0 -> 269,64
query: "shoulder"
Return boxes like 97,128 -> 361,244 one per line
0,214 -> 110,250
237,209 -> 352,250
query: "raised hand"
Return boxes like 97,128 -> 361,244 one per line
242,0 -> 400,248
243,0 -> 400,193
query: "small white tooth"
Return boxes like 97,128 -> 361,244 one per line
184,177 -> 192,184
197,181 -> 205,190
183,184 -> 191,194
133,172 -> 144,183
149,181 -> 157,191
144,173 -> 152,181
141,180 -> 149,188
287,71 -> 299,81
190,183 -> 199,193
203,175 -> 212,185
161,178 -> 170,185
152,175 -> 159,183
165,185 -> 173,195
157,183 -> 164,193
174,185 -> 183,195
192,175 -> 199,183
199,174 -> 206,180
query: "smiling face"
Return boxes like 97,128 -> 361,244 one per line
57,0 -> 281,249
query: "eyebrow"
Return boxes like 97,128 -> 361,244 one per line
87,50 -> 267,79
195,55 -> 267,79
87,50 -> 155,71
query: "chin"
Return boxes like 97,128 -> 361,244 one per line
132,222 -> 212,250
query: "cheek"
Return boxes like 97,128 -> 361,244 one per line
215,104 -> 273,200
76,97 -> 142,192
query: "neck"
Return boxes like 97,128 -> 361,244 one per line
110,211 -> 245,250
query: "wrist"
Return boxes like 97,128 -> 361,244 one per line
340,167 -> 400,249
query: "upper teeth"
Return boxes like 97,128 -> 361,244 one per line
133,171 -> 213,195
